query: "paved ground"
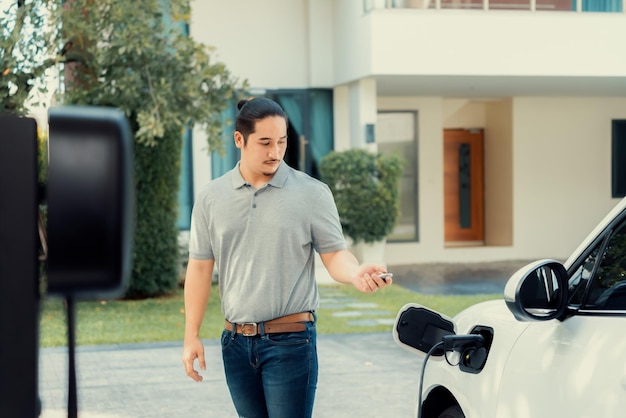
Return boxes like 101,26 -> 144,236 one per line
38,260 -> 534,418
39,333 -> 422,418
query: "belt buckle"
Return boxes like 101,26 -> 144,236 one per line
241,322 -> 258,337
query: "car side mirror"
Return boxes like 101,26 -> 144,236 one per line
504,259 -> 568,321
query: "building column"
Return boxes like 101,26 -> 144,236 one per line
333,84 -> 350,151
349,78 -> 378,151
333,78 -> 378,152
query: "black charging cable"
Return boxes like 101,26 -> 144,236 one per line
417,341 -> 444,418
417,335 -> 485,418
442,334 -> 485,367
65,296 -> 78,418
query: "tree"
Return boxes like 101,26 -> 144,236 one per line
0,0 -> 57,114
56,0 -> 247,297
2,0 -> 247,297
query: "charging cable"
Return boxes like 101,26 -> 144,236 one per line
65,296 -> 78,418
417,335 -> 485,418
417,341 -> 444,418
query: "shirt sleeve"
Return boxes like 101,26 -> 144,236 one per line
312,183 -> 347,254
188,192 -> 214,260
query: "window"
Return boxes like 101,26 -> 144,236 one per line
568,246 -> 598,306
211,101 -> 239,179
377,111 -> 419,242
270,89 -> 334,179
571,216 -> 626,310
212,90 -> 334,180
612,120 -> 626,198
177,129 -> 193,230
584,219 -> 626,310
576,0 -> 623,12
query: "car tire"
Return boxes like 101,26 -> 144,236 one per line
438,405 -> 464,418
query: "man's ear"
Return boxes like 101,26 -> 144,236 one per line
234,131 -> 244,149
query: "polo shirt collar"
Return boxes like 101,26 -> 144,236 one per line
231,161 -> 288,189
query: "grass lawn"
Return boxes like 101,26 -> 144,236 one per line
39,284 -> 500,347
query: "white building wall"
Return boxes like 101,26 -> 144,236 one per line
377,96 -> 626,264
349,79 -> 378,149
306,0 -> 335,87
344,6 -> 626,81
484,99 -> 514,247
190,0 -> 335,89
332,0 -> 373,83
333,85 -> 352,151
512,97 -> 626,259
188,0 -> 626,266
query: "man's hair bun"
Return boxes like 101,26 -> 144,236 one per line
237,99 -> 249,110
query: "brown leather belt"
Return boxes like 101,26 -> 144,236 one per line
224,312 -> 314,337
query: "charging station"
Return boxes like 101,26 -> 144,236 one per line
0,107 -> 134,417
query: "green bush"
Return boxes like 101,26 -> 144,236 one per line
319,148 -> 404,244
127,127 -> 181,298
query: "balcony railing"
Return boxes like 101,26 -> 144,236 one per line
365,0 -> 625,12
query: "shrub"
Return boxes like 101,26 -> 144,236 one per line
126,127 -> 181,297
319,148 -> 404,244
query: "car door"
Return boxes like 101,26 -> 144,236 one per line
495,213 -> 626,418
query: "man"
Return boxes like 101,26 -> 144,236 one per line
182,97 -> 391,418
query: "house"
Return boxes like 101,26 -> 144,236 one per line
184,0 -> 626,267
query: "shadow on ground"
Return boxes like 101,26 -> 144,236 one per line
388,260 -> 537,295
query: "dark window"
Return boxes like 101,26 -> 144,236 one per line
612,119 -> 626,198
584,219 -> 626,310
568,246 -> 598,307
571,216 -> 626,311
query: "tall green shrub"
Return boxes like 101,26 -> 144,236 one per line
319,148 -> 404,244
128,127 -> 181,297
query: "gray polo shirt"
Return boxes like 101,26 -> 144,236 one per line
189,161 -> 346,323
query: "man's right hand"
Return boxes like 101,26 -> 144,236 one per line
182,336 -> 206,382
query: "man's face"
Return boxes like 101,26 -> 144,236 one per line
236,115 -> 287,179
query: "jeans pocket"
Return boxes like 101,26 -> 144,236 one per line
220,329 -> 233,349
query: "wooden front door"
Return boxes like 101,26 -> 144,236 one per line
444,129 -> 484,243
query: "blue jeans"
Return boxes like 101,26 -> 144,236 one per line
220,321 -> 318,418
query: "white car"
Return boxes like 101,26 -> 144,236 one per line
394,197 -> 626,418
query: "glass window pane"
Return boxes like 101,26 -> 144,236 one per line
584,220 -> 626,310
458,143 -> 472,228
211,102 -> 239,179
177,129 -> 193,230
612,120 -> 626,198
581,0 -> 623,12
568,246 -> 599,306
377,112 -> 418,242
